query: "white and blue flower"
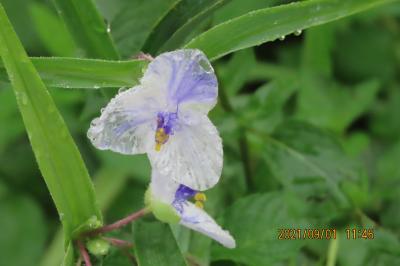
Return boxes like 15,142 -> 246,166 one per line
88,49 -> 222,190
146,170 -> 235,249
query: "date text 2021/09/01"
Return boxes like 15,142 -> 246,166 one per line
278,228 -> 375,240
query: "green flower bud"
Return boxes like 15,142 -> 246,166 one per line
86,238 -> 110,256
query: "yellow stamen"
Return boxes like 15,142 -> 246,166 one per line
155,128 -> 169,151
195,201 -> 204,209
194,192 -> 207,202
155,143 -> 161,151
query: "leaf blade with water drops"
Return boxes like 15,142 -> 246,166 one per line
0,57 -> 148,89
0,3 -> 102,245
185,0 -> 394,60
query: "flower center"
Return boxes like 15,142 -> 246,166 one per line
154,112 -> 177,151
173,184 -> 207,212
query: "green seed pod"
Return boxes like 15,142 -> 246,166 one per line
86,238 -> 110,256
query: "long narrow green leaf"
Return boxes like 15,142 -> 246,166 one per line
0,57 -> 147,89
159,0 -> 228,53
143,0 -> 227,54
186,0 -> 393,60
0,3 -> 101,243
52,0 -> 119,60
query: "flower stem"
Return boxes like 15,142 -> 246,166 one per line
77,240 -> 92,266
326,232 -> 339,266
103,237 -> 134,248
84,207 -> 150,237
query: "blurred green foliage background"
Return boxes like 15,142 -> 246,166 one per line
0,0 -> 399,265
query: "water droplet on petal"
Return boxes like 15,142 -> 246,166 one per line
294,29 -> 302,36
279,35 -> 286,41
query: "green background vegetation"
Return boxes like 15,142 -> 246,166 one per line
0,0 -> 399,265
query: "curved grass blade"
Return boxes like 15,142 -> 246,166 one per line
0,57 -> 148,89
0,3 -> 102,243
143,0 -> 228,54
51,0 -> 119,60
185,0 -> 393,60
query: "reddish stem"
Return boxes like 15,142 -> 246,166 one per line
103,237 -> 134,248
77,240 -> 92,266
84,208 -> 150,237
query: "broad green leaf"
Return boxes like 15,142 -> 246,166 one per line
186,0 -> 393,60
110,0 -> 178,58
0,194 -> 47,266
251,121 -> 355,206
145,0 -> 228,54
29,2 -> 76,57
297,77 -> 380,133
133,221 -> 187,266
0,57 -> 148,89
212,193 -> 306,265
0,3 -> 101,242
52,0 -> 119,60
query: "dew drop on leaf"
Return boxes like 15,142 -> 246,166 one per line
294,29 -> 302,36
279,35 -> 286,41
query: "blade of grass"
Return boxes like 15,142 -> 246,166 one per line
0,57 -> 147,89
51,0 -> 119,60
143,0 -> 228,54
185,0 -> 394,60
0,3 -> 102,244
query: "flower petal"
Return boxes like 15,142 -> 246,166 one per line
88,86 -> 158,154
150,168 -> 180,204
148,115 -> 222,191
141,49 -> 217,114
179,201 -> 235,249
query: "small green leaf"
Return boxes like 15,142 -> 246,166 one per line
0,4 -> 102,242
186,0 -> 393,60
133,221 -> 187,266
51,0 -> 119,60
0,57 -> 148,89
